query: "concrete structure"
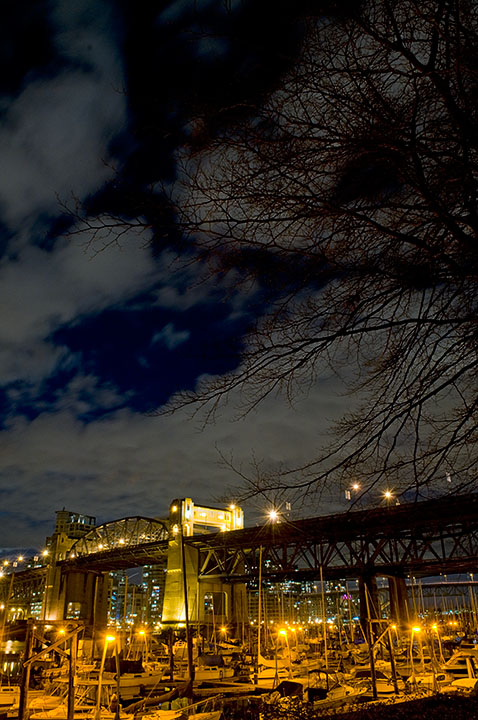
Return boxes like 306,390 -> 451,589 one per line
41,510 -> 105,625
161,499 -> 246,629
4,494 -> 478,638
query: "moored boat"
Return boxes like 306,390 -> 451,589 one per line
0,685 -> 20,709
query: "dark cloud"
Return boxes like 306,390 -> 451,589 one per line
0,0 -> 350,548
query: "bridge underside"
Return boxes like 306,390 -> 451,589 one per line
4,494 -> 478,631
191,493 -> 478,583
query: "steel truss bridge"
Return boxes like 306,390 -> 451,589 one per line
67,516 -> 169,570
191,493 -> 478,583
3,494 -> 478,608
59,493 -> 478,580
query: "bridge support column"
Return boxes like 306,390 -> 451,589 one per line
359,574 -> 380,641
230,582 -> 248,638
162,535 -> 200,626
65,571 -> 109,629
388,576 -> 410,628
42,565 -> 109,634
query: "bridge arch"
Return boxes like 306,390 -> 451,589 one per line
68,516 -> 169,558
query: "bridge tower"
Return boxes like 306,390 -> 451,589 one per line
41,510 -> 109,628
161,499 -> 246,631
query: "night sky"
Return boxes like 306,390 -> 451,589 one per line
0,0 -> 349,549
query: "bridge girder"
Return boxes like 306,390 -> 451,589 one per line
0,568 -> 47,604
68,516 -> 169,564
190,493 -> 478,582
5,495 -> 478,621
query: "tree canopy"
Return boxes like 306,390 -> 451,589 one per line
76,0 -> 477,510
164,0 -> 477,507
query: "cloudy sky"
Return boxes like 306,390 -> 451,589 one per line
0,0 -> 351,549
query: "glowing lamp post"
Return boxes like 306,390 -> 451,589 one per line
138,629 -> 147,663
432,624 -> 445,663
383,490 -> 393,506
278,628 -> 293,679
96,635 -> 116,720
409,627 -> 424,685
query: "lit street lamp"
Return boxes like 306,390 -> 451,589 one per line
384,490 -> 393,502
432,624 -> 445,663
96,635 -> 116,720
278,628 -> 293,679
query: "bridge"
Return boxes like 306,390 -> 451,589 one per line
191,492 -> 478,581
2,493 -> 478,633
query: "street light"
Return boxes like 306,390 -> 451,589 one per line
278,628 -> 293,679
138,629 -> 148,663
268,510 -> 279,523
409,626 -> 425,684
432,624 -> 445,663
96,635 -> 116,720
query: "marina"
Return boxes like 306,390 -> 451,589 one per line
2,617 -> 478,720
2,497 -> 478,719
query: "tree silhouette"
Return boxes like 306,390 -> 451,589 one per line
73,1 -> 477,509
166,0 -> 478,507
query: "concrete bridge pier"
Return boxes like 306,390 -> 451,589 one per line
42,564 -> 109,632
388,575 -> 410,628
359,573 -> 380,641
161,533 -> 247,632
161,534 -> 200,626
66,571 -> 109,631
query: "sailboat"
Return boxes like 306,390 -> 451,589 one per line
0,685 -> 20,710
29,678 -> 120,720
140,695 -> 222,720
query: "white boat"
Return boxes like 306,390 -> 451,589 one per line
143,711 -> 221,720
345,666 -> 405,696
440,655 -> 478,693
141,694 -> 222,720
29,678 -> 120,720
442,651 -> 478,679
103,659 -> 164,699
310,682 -> 368,708
307,672 -> 369,708
193,665 -> 234,683
264,675 -> 367,712
0,685 -> 20,709
29,680 -> 69,712
173,656 -> 235,684
405,669 -> 454,691
29,707 -> 117,720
